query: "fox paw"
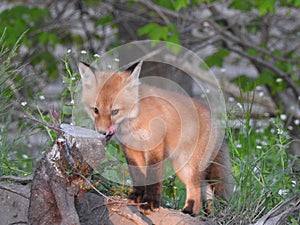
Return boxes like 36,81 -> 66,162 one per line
128,191 -> 143,203
182,199 -> 196,216
138,196 -> 160,215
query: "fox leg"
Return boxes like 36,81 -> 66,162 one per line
123,147 -> 146,203
139,144 -> 165,214
175,165 -> 206,216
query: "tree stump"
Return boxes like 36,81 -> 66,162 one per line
28,124 -> 105,225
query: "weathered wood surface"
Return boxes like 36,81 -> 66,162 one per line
28,124 -> 105,225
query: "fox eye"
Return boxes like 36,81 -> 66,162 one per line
93,107 -> 99,115
111,109 -> 119,116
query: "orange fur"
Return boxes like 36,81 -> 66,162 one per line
78,62 -> 233,215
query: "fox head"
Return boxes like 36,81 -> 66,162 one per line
78,61 -> 142,139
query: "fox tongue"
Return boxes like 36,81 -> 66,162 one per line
108,125 -> 116,135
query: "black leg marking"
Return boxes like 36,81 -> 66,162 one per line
182,199 -> 195,216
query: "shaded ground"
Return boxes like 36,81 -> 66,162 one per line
0,181 -> 207,225
0,182 -> 30,225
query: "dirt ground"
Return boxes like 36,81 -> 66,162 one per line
0,181 -> 206,225
0,182 -> 30,225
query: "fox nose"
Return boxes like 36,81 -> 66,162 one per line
98,125 -> 117,142
98,130 -> 108,136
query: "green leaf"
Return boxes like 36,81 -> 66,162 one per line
247,48 -> 257,56
253,0 -> 276,15
231,75 -> 257,92
229,0 -> 252,11
137,23 -> 181,53
96,14 -> 113,26
63,105 -> 73,115
204,49 -> 230,67
172,0 -> 189,11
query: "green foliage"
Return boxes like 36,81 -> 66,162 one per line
229,0 -> 252,12
229,0 -> 300,15
0,6 -> 49,47
137,22 -> 181,54
231,75 -> 257,92
204,49 -> 230,68
225,96 -> 299,223
253,0 -> 276,15
153,0 -> 189,11
0,31 -> 32,176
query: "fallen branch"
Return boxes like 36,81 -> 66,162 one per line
0,175 -> 33,184
253,195 -> 300,225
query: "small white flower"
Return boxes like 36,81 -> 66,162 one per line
256,145 -> 262,150
205,89 -> 210,94
264,112 -> 270,117
237,102 -> 243,109
114,58 -> 120,62
256,86 -> 263,91
276,78 -> 283,83
228,97 -> 235,102
291,180 -> 297,188
108,64 -> 112,69
22,154 -> 29,159
261,141 -> 268,146
220,68 -> 226,73
277,128 -> 284,135
67,49 -> 72,54
256,128 -> 264,133
71,77 -> 76,81
81,50 -> 87,54
278,189 -> 289,196
21,101 -> 27,107
39,95 -> 45,100
288,126 -> 293,131
269,117 -> 275,123
70,100 -> 74,105
236,143 -> 242,148
270,128 -> 275,134
258,92 -> 264,97
280,114 -> 287,121
94,54 -> 100,58
294,119 -> 300,125
125,179 -> 132,185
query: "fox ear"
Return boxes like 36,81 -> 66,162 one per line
78,62 -> 97,88
126,61 -> 143,85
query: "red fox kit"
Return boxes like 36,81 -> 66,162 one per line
78,61 -> 233,215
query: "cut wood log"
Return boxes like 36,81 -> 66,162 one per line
28,124 -> 105,225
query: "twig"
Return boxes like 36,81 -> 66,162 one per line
23,113 -> 61,133
0,175 -> 33,184
0,184 -> 29,199
138,0 -> 170,25
205,15 -> 300,65
75,172 -> 147,207
110,207 -> 148,225
253,195 -> 300,225
225,44 -> 300,97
